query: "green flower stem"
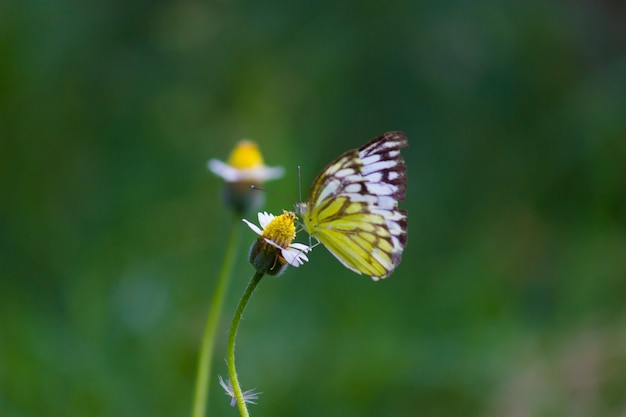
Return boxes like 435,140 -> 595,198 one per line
192,216 -> 242,417
227,271 -> 264,417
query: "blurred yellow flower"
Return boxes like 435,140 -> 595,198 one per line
208,140 -> 284,183
208,140 -> 284,214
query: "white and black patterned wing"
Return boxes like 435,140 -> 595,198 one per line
297,131 -> 408,280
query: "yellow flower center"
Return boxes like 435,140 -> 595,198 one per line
262,211 -> 297,249
227,140 -> 265,169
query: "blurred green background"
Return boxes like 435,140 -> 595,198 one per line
1,0 -> 625,416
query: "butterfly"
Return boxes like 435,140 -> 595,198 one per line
296,131 -> 408,280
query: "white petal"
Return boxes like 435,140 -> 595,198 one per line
282,247 -> 309,267
263,238 -> 281,249
257,212 -> 274,228
242,218 -> 262,235
208,159 -> 284,183
208,159 -> 240,182
250,165 -> 285,182
262,239 -> 309,267
218,375 -> 232,394
290,242 -> 312,253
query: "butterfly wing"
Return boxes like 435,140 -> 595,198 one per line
300,131 -> 408,280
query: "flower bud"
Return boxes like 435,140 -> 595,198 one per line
242,211 -> 311,275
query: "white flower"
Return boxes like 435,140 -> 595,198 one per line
208,140 -> 284,183
243,211 -> 311,268
218,375 -> 261,407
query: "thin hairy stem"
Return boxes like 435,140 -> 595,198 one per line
227,271 -> 264,417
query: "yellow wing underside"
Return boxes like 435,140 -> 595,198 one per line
305,197 -> 396,279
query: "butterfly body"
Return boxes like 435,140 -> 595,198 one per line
296,131 -> 408,280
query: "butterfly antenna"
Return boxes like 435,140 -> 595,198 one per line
250,184 -> 294,206
297,166 -> 303,203
250,184 -> 267,192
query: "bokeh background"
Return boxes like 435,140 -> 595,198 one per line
1,1 -> 625,416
